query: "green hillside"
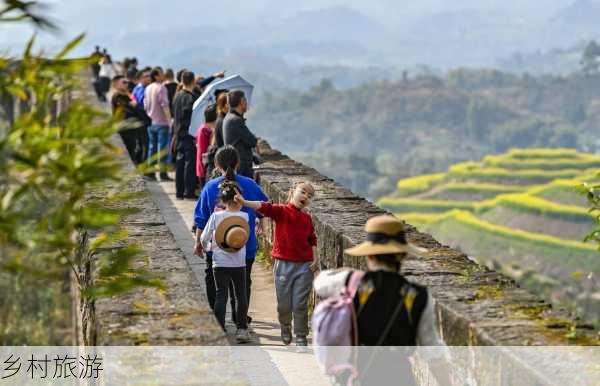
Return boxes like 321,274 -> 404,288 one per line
379,148 -> 600,324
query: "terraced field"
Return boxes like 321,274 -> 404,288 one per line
379,148 -> 600,324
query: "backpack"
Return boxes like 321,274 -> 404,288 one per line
312,270 -> 364,386
202,144 -> 219,179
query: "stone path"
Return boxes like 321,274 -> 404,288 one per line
145,175 -> 329,386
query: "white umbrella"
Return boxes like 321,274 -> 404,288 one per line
188,74 -> 254,137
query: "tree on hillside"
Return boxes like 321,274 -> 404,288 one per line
581,40 -> 600,74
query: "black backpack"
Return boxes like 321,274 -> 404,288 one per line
202,144 -> 219,179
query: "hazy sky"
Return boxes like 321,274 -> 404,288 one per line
0,0 -> 589,71
6,0 -> 573,40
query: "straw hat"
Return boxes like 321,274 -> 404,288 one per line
214,216 -> 250,253
344,215 -> 426,258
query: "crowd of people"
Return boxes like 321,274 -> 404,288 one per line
102,51 -> 230,195
102,52 -> 450,385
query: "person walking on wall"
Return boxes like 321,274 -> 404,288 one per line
144,66 -> 173,181
199,179 -> 251,343
110,75 -> 150,165
194,146 -> 268,322
172,70 -> 200,198
196,103 -> 218,188
222,90 -> 258,179
313,215 -> 452,386
235,181 -> 318,352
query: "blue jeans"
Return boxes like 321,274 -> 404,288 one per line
147,124 -> 169,172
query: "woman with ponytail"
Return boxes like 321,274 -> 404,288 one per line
194,145 -> 268,326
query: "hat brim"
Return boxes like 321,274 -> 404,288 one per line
215,215 -> 250,253
344,241 -> 427,257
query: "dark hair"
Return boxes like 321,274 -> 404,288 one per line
126,67 -> 137,79
218,180 -> 242,205
176,68 -> 187,83
111,74 -> 125,83
204,103 -> 218,123
371,253 -> 404,272
216,92 -> 229,116
181,70 -> 195,86
215,145 -> 239,181
228,90 -> 246,109
165,68 -> 174,80
150,66 -> 163,82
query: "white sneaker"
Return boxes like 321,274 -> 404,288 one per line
236,328 -> 251,344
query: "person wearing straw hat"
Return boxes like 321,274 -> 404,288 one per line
313,215 -> 451,386
200,180 -> 251,343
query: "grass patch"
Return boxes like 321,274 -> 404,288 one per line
528,180 -> 589,207
395,173 -> 446,197
378,198 -> 474,213
449,164 -> 595,185
423,210 -> 598,272
506,148 -> 580,159
425,182 -> 525,200
394,212 -> 445,228
483,153 -> 600,171
475,193 -> 594,223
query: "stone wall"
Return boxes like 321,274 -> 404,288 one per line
73,138 -> 225,346
255,140 -> 597,384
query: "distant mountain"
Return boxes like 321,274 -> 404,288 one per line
269,6 -> 388,45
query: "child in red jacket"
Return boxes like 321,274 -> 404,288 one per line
235,181 -> 318,351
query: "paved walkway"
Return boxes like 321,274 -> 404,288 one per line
145,175 -> 329,386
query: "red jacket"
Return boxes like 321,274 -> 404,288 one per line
196,123 -> 212,178
258,202 -> 317,262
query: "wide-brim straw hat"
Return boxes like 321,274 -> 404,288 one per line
215,216 -> 250,253
344,215 -> 427,258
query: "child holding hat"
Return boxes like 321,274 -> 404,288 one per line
236,181 -> 318,351
200,180 -> 251,343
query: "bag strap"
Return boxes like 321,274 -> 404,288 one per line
346,270 -> 365,298
359,283 -> 415,384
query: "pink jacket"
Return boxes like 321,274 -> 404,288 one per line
196,123 -> 213,178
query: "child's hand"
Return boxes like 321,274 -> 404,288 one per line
194,241 -> 204,257
309,260 -> 320,273
234,193 -> 245,206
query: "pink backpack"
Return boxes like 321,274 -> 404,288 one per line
312,270 -> 364,386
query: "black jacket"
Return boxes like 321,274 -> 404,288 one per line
172,89 -> 197,138
223,110 -> 257,169
215,113 -> 226,148
111,93 -> 150,129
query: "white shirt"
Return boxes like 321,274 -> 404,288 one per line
200,210 -> 248,268
98,63 -> 117,79
313,268 -> 449,362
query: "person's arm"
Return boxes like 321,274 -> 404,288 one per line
181,95 -> 193,134
199,214 -> 215,251
194,187 -> 212,255
238,121 -> 258,147
234,194 -> 261,210
159,86 -> 171,122
143,87 -> 149,111
235,196 -> 284,221
313,269 -> 352,298
308,221 -> 319,272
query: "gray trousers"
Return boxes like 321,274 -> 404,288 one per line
273,259 -> 314,337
